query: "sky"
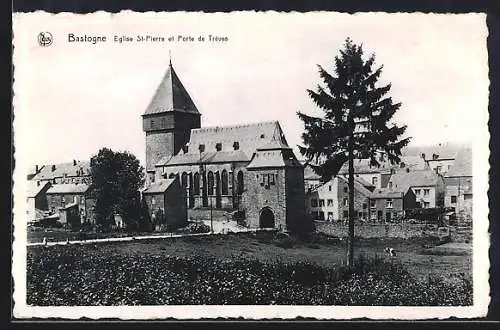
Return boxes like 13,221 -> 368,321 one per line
13,12 -> 489,170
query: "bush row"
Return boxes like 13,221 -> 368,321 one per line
27,246 -> 472,306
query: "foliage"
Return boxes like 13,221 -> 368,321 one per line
89,148 -> 145,230
27,246 -> 472,306
297,38 -> 410,265
176,222 -> 210,234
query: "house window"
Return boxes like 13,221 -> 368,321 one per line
343,211 -> 348,219
311,199 -> 318,207
328,185 -> 332,192
386,199 -> 393,208
269,173 -> 275,185
388,182 -> 393,189
424,189 -> 430,196
327,212 -> 334,221
198,144 -> 205,153
451,195 -> 457,204
233,142 -> 240,150
363,203 -> 367,209
372,177 -> 378,186
415,189 -> 421,195
424,202 -> 430,208
358,212 -> 363,219
327,199 -> 333,206
343,198 -> 348,207
370,200 -> 376,208
215,143 -> 222,151
344,186 -> 348,193
319,199 -> 325,207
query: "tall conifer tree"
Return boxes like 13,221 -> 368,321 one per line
298,38 -> 410,266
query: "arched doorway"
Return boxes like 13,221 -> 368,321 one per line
259,207 -> 275,228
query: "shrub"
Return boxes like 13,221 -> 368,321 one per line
176,222 -> 210,234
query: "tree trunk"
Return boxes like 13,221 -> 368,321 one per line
347,134 -> 355,267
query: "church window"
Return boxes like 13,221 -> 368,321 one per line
193,173 -> 200,195
237,171 -> 244,195
221,170 -> 229,195
216,143 -> 222,151
208,172 -> 214,196
269,173 -> 275,185
181,172 -> 188,188
199,144 -> 205,153
233,142 -> 240,150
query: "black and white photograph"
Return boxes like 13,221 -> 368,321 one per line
12,11 -> 490,319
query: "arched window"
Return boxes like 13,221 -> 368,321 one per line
237,171 -> 244,195
193,173 -> 200,195
221,170 -> 229,195
181,172 -> 188,188
208,171 -> 214,196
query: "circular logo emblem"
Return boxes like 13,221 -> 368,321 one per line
38,32 -> 53,47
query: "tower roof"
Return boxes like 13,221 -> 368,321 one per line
143,62 -> 200,116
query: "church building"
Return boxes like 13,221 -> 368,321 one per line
142,61 -> 311,233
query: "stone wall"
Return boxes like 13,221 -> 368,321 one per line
315,221 -> 427,239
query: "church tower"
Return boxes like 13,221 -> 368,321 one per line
142,60 -> 201,181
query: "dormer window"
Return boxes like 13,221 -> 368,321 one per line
216,143 -> 222,151
198,144 -> 205,153
233,142 -> 240,150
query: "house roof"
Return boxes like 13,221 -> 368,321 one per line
337,176 -> 373,196
339,155 -> 428,175
303,164 -> 321,181
143,62 -> 200,116
142,179 -> 177,194
388,170 -> 440,192
247,147 -> 302,169
27,181 -> 51,198
370,188 -> 405,199
446,148 -> 472,177
46,183 -> 89,194
160,121 -> 289,167
31,161 -> 90,181
403,142 -> 469,160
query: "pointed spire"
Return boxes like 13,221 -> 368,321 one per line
169,50 -> 172,66
143,58 -> 200,116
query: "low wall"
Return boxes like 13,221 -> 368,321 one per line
314,221 -> 472,240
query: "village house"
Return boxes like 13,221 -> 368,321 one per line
338,155 -> 429,189
141,176 -> 188,230
26,180 -> 51,222
368,187 -> 417,222
30,160 -> 91,185
306,175 -> 374,222
444,148 -> 473,222
46,183 -> 95,224
141,61 -> 309,232
387,170 -> 445,208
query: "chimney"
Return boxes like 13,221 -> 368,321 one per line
51,165 -> 56,172
406,168 -> 410,173
35,165 -> 39,172
37,181 -> 40,186
73,159 -> 77,166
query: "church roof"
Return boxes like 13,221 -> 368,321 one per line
158,121 -> 289,166
143,62 -> 200,116
27,180 -> 51,198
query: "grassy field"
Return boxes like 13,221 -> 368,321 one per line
27,232 -> 472,305
28,232 -> 472,281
